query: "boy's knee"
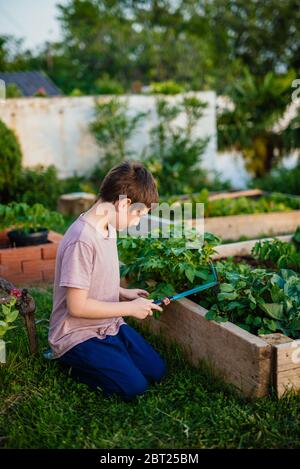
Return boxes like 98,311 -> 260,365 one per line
151,356 -> 167,383
123,376 -> 148,400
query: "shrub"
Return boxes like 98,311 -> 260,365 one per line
15,165 -> 62,210
252,162 -> 300,195
90,98 -> 147,185
6,83 -> 23,98
149,80 -> 186,95
94,75 -> 124,95
0,120 -> 22,203
144,97 -> 215,195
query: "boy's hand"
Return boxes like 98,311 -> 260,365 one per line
127,297 -> 163,319
120,287 -> 149,301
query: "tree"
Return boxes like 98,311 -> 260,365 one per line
217,68 -> 298,177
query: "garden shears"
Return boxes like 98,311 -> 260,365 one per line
153,261 -> 219,306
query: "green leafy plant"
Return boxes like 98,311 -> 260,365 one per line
0,297 -> 19,341
203,261 -> 300,338
144,96 -> 211,196
253,161 -> 300,196
0,202 -> 64,234
118,228 -> 221,316
251,232 -> 300,273
149,81 -> 186,95
90,98 -> 147,184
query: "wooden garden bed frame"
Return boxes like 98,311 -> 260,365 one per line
155,189 -> 300,241
121,233 -> 300,398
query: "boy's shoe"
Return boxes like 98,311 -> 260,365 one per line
43,348 -> 55,360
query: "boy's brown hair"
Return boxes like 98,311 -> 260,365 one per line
97,161 -> 158,208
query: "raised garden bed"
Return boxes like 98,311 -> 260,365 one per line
157,190 -> 300,241
0,229 -> 63,285
119,231 -> 300,398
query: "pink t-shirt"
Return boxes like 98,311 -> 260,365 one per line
48,213 -> 125,358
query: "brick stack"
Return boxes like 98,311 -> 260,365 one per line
0,230 -> 63,285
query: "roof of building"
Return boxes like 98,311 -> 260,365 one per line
0,71 -> 62,97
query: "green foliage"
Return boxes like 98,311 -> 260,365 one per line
217,68 -> 296,177
149,81 -> 185,95
144,97 -> 210,195
166,191 -> 300,218
3,285 -> 300,449
253,162 -> 300,196
118,229 -> 221,316
203,261 -> 300,338
69,88 -> 83,96
94,74 -> 125,95
14,165 -> 94,211
0,202 -> 64,233
6,83 -> 23,98
251,236 -> 300,273
0,119 -> 22,203
0,297 -> 19,340
90,98 -> 147,183
14,165 -> 62,210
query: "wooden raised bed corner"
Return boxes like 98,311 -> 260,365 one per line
0,230 -> 63,285
134,295 -> 273,398
121,232 -> 300,398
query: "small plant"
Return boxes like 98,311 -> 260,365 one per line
251,237 -> 300,273
0,202 -> 64,234
0,202 -> 64,246
203,261 -> 300,338
0,296 -> 19,342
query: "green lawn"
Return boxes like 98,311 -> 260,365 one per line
1,285 -> 300,449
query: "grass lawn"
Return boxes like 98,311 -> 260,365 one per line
1,284 -> 300,449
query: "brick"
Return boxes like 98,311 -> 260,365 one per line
42,243 -> 58,260
48,231 -> 63,243
0,230 -> 9,242
4,271 -> 43,286
42,269 -> 55,282
22,258 -> 55,274
0,245 -> 42,263
0,260 -> 22,274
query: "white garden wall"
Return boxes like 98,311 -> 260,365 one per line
0,93 -> 217,180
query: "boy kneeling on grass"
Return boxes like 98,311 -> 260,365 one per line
48,161 -> 168,400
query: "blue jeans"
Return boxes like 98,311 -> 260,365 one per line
57,324 -> 167,400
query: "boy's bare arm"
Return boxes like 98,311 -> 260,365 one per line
66,287 -> 163,320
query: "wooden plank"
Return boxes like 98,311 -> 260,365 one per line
208,189 -> 263,201
128,289 -> 273,398
273,340 -> 300,397
202,211 -> 300,241
213,235 -> 293,259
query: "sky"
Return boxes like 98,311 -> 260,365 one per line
0,0 -> 67,50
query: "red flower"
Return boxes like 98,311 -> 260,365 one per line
10,288 -> 22,298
